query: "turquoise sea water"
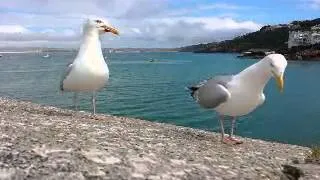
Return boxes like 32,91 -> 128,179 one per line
0,51 -> 319,146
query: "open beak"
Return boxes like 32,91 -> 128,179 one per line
104,25 -> 119,35
275,74 -> 284,93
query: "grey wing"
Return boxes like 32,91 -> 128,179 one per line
60,63 -> 73,91
189,75 -> 233,109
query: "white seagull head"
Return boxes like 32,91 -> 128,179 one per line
84,18 -> 119,35
263,54 -> 288,92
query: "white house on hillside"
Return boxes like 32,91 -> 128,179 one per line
288,31 -> 311,48
311,24 -> 320,31
288,25 -> 320,48
311,32 -> 320,44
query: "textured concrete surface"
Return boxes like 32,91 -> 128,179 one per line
0,98 -> 318,180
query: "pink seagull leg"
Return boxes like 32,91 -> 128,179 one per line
219,115 -> 233,144
228,117 -> 243,144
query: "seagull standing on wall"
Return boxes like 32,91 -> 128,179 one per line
189,54 -> 287,144
60,18 -> 119,114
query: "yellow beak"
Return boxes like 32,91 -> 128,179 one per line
275,74 -> 284,93
104,26 -> 119,35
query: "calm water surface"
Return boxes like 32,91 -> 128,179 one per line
0,51 -> 319,146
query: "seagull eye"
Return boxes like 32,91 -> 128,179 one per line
270,63 -> 275,68
95,20 -> 102,23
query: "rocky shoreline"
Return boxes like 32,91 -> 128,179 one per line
0,97 -> 319,179
193,48 -> 320,61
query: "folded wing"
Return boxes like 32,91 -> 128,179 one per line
188,75 -> 232,109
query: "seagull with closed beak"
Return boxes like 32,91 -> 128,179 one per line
60,18 -> 119,114
189,54 -> 287,144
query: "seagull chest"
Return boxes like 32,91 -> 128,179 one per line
63,61 -> 109,92
214,87 -> 265,117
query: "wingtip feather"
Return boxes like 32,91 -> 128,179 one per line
187,86 -> 199,98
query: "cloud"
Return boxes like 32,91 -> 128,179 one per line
0,26 -> 79,42
132,17 -> 261,46
305,0 -> 320,9
157,17 -> 261,31
131,28 -> 142,34
300,0 -> 320,9
97,17 -> 261,48
167,2 -> 254,17
41,29 -> 56,34
0,40 -> 79,48
199,3 -> 253,10
0,0 -> 262,48
0,25 -> 29,33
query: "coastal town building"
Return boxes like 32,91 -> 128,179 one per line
311,32 -> 320,44
288,25 -> 320,48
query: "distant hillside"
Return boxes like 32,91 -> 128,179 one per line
291,18 -> 320,30
179,18 -> 320,53
179,42 -> 217,52
103,48 -> 179,53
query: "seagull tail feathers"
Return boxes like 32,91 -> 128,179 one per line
187,86 -> 199,99
59,63 -> 73,93
59,82 -> 64,92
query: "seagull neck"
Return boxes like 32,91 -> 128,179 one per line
82,28 -> 100,42
237,60 -> 272,92
78,28 -> 102,58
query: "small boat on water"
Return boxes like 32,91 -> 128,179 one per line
0,54 -> 2,58
42,54 -> 50,58
148,58 -> 157,62
237,49 -> 275,59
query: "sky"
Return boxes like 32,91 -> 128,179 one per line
0,0 -> 319,48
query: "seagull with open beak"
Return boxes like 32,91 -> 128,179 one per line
60,18 -> 119,115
